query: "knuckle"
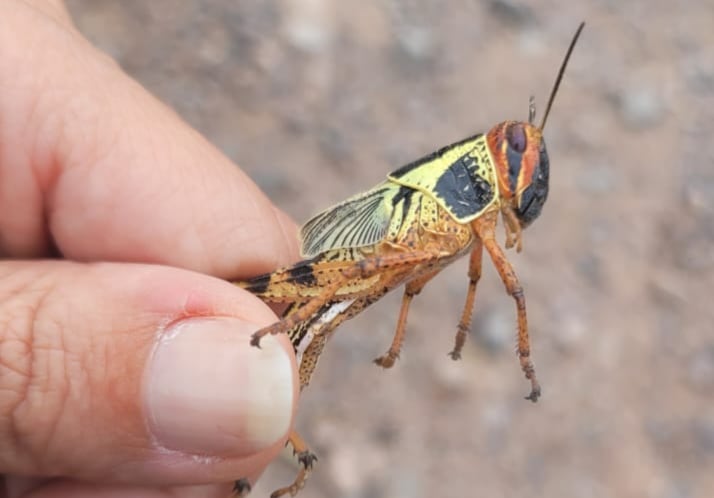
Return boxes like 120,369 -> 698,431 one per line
0,266 -> 72,473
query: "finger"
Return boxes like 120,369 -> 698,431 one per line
6,472 -> 262,498
0,260 -> 298,485
0,2 -> 299,276
20,0 -> 74,26
7,479 -> 234,498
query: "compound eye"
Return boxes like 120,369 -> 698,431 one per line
506,124 -> 527,153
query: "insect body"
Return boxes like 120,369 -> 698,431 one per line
234,23 -> 585,498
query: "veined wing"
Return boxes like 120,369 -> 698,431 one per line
300,182 -> 395,258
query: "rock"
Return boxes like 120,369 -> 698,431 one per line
687,344 -> 714,392
474,303 -> 514,354
489,0 -> 535,27
576,163 -> 616,196
618,85 -> 666,129
692,417 -> 714,455
395,26 -> 435,60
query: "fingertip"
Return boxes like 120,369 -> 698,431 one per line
144,317 -> 296,458
0,261 -> 297,485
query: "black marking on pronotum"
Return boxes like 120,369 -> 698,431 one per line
433,153 -> 494,219
463,153 -> 494,207
471,173 -> 494,208
287,258 -> 319,287
390,132 -> 483,179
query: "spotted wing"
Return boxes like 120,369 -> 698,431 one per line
300,182 -> 393,258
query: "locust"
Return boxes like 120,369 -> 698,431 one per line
232,22 -> 585,498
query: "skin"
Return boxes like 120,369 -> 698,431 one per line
0,1 -> 300,497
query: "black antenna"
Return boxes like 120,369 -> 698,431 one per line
539,22 -> 585,131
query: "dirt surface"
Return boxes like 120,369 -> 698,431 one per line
66,1 -> 714,497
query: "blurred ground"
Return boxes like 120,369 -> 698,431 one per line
66,1 -> 714,497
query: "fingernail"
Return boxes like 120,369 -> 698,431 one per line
144,317 -> 294,457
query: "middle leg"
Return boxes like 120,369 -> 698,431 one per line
449,239 -> 483,360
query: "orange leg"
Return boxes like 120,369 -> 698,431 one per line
374,270 -> 439,368
270,430 -> 317,498
250,250 -> 441,347
449,238 -> 483,360
472,213 -> 541,402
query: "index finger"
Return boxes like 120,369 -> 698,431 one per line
0,2 -> 298,277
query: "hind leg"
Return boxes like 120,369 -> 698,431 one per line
374,270 -> 438,368
269,430 -> 317,498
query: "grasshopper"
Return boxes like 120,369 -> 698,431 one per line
233,22 -> 585,498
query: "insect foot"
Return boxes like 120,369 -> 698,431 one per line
249,322 -> 282,348
522,361 -> 542,402
374,352 -> 399,368
448,350 -> 462,361
249,332 -> 262,348
269,451 -> 316,498
232,478 -> 251,497
448,322 -> 471,360
526,385 -> 541,402
297,450 -> 318,469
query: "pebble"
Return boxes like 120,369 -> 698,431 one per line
551,311 -> 588,353
687,344 -> 714,392
489,0 -> 535,27
681,50 -> 714,95
576,252 -> 604,288
282,0 -> 334,53
395,25 -> 436,60
692,417 -> 714,455
431,356 -> 470,394
328,442 -> 388,495
618,85 -> 666,129
382,467 -> 424,498
473,303 -> 514,354
575,163 -> 616,196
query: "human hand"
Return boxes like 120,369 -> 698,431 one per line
0,1 -> 299,496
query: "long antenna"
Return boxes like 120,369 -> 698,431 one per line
539,22 -> 585,130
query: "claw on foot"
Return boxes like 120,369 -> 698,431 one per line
448,350 -> 462,360
251,322 -> 284,348
525,382 -> 541,402
249,333 -> 262,348
233,478 -> 251,497
374,353 -> 398,368
297,450 -> 318,469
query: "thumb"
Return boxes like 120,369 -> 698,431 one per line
0,261 -> 297,485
